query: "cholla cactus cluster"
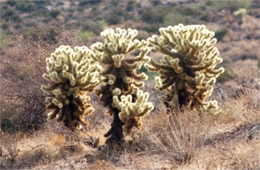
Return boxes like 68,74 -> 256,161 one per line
41,45 -> 102,130
91,28 -> 153,140
41,25 -> 225,143
145,24 -> 224,112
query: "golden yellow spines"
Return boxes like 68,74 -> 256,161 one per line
41,45 -> 102,130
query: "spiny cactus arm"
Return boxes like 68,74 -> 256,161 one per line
129,71 -> 148,81
124,48 -> 150,63
202,100 -> 220,114
113,90 -> 154,132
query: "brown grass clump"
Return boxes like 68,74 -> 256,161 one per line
135,109 -> 214,164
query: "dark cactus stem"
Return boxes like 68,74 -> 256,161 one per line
63,97 -> 78,130
104,107 -> 124,143
177,89 -> 187,107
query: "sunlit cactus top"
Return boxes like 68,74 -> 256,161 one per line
91,28 -> 151,102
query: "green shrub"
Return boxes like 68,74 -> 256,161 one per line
6,0 -> 16,7
215,28 -> 228,41
163,13 -> 193,26
0,30 -> 8,48
205,0 -> 252,12
79,0 -> 101,6
79,31 -> 94,41
82,20 -> 107,35
104,13 -> 122,25
49,10 -> 60,19
126,1 -> 135,11
217,69 -> 234,83
23,27 -> 61,44
142,24 -> 160,33
141,8 -> 164,23
15,2 -> 34,13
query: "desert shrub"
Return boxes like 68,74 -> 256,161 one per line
79,31 -> 94,41
0,30 -> 8,48
146,24 -> 224,112
82,20 -> 107,35
103,5 -> 126,25
141,8 -> 164,24
163,13 -> 193,26
49,10 -> 60,19
79,0 -> 102,6
204,0 -> 252,13
15,2 -> 34,13
0,133 -> 19,168
234,53 -> 257,61
0,31 -> 74,133
1,9 -> 22,23
142,24 -> 160,33
151,0 -> 161,6
0,65 -> 45,133
126,0 -> 135,11
6,0 -> 16,7
0,23 -> 8,32
217,69 -> 235,83
104,14 -> 121,25
136,110 -> 212,164
215,28 -> 228,41
0,31 -> 84,133
23,27 -> 62,45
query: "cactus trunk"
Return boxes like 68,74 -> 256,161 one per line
104,107 -> 124,142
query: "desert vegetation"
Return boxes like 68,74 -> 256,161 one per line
0,0 -> 259,169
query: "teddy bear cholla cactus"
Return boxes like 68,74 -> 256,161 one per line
41,45 -> 102,130
91,28 -> 154,142
145,24 -> 224,112
113,90 -> 153,133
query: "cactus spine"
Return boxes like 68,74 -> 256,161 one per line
91,28 -> 153,142
41,45 -> 102,130
145,24 -> 224,112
